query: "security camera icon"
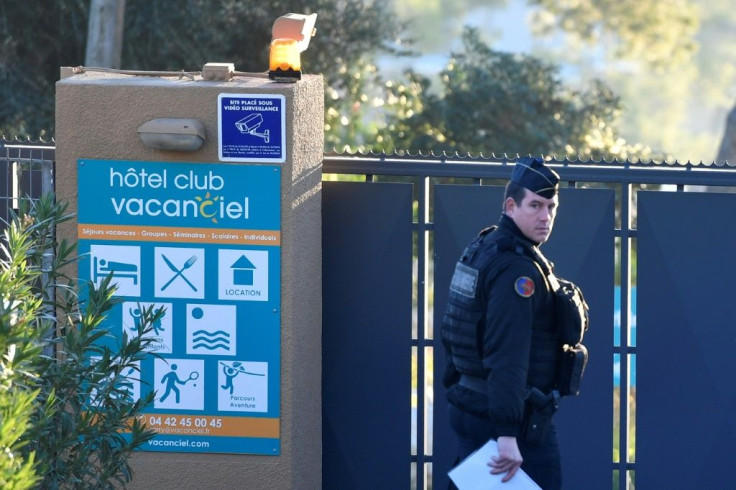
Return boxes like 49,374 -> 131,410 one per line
235,113 -> 270,143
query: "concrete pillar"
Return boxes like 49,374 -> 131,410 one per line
56,68 -> 323,489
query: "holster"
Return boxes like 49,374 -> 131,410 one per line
558,343 -> 589,396
522,387 -> 560,447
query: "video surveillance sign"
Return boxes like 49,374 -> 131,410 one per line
77,159 -> 281,455
218,93 -> 286,163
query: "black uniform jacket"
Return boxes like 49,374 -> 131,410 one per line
442,214 -> 559,437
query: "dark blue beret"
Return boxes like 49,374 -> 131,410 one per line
510,157 -> 560,198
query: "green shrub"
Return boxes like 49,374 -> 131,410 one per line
1,195 -> 160,489
1,213 -> 45,489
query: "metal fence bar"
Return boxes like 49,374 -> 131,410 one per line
416,176 -> 428,490
323,155 -> 736,187
618,181 -> 632,490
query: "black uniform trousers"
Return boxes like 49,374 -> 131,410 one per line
448,404 -> 562,490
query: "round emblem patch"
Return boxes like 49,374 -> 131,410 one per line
514,277 -> 535,298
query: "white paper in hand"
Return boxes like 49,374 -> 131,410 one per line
448,439 -> 542,490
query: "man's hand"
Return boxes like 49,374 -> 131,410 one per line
488,436 -> 523,482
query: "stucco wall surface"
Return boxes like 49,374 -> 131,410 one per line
55,70 -> 324,489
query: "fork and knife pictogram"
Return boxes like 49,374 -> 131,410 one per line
161,254 -> 198,291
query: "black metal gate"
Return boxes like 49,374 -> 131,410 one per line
322,155 -> 736,490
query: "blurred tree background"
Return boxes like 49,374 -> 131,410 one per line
382,0 -> 736,162
0,0 -> 407,143
1,0 -> 734,161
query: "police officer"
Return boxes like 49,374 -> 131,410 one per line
442,157 -> 566,489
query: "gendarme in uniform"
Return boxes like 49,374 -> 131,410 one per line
442,157 -> 589,490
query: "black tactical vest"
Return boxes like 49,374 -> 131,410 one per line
441,225 -> 561,391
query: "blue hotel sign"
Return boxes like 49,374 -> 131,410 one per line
77,159 -> 282,455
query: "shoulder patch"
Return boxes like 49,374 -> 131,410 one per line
450,262 -> 478,298
514,276 -> 535,298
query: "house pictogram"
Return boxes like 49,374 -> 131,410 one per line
231,255 -> 256,286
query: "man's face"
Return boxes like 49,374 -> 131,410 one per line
505,189 -> 559,244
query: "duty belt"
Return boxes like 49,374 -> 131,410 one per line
459,375 -> 560,411
458,374 -> 487,394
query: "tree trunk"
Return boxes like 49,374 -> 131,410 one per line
715,103 -> 736,164
85,0 -> 126,68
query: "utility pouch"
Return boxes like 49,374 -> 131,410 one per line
555,278 -> 589,345
522,387 -> 559,447
558,343 -> 589,396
